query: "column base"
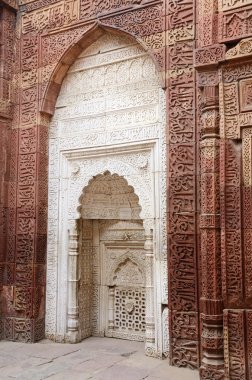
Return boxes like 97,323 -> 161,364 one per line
145,342 -> 158,358
66,330 -> 81,343
200,364 -> 224,380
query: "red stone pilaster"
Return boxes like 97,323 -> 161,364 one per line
0,3 -> 16,339
220,59 -> 252,379
166,0 -> 199,368
195,0 -> 227,374
198,79 -> 224,379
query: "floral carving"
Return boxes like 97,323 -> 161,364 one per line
1,0 -> 251,377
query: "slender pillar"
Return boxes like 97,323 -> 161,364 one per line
196,0 -> 226,371
67,221 -> 80,343
108,287 -> 115,332
144,229 -> 156,357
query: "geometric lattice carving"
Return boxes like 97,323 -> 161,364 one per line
114,287 -> 146,340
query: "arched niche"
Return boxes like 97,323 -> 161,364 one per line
78,171 -> 142,220
74,172 -> 148,344
46,29 -> 167,358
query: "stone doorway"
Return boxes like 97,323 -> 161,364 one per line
66,172 -> 155,353
79,219 -> 146,342
73,172 -> 149,346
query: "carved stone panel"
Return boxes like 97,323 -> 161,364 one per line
220,59 -> 252,379
240,79 -> 252,112
79,218 -> 147,342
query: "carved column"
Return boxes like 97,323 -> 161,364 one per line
144,229 -> 155,357
67,222 -> 80,343
198,75 -> 224,379
108,287 -> 115,332
195,0 -> 226,370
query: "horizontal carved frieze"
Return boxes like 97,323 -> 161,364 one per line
226,38 -> 252,60
195,45 -> 226,67
22,0 -> 79,34
219,0 -> 250,11
220,7 -> 252,42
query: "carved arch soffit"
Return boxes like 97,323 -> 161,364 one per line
63,156 -> 153,221
40,22 -> 165,116
225,37 -> 252,60
77,171 -> 142,220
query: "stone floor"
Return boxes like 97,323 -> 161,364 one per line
0,337 -> 200,380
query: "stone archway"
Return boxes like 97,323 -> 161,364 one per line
66,172 -> 156,355
75,172 -> 148,344
46,30 -> 167,357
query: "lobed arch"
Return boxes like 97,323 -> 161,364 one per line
40,22 -> 165,116
67,156 -> 154,223
66,170 -> 152,346
77,171 -> 142,220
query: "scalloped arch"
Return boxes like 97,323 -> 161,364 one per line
70,156 -> 152,221
77,171 -> 142,220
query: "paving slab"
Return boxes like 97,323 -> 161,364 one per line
0,337 -> 200,380
92,363 -> 149,380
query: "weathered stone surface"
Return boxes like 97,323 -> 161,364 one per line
0,337 -> 199,380
0,0 -> 252,379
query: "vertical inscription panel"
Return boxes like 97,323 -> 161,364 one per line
223,310 -> 246,380
167,0 -> 198,369
221,60 -> 252,379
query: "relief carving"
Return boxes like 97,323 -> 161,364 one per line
239,79 -> 252,112
1,0 -> 251,375
80,0 -> 145,19
219,0 -> 250,11
226,38 -> 252,59
220,8 -> 252,42
22,0 -> 79,34
46,32 -> 167,356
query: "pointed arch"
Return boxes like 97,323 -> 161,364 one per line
40,23 -> 164,116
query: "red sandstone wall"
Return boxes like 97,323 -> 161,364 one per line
195,0 -> 252,377
0,4 -> 16,338
1,0 -> 252,379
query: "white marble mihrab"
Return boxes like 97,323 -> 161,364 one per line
47,31 -> 168,357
